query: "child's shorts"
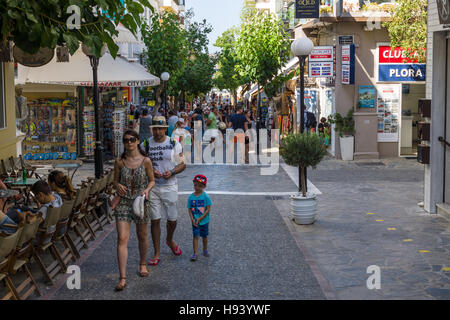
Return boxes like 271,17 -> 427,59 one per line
192,223 -> 209,238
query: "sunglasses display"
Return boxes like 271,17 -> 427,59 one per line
123,137 -> 137,144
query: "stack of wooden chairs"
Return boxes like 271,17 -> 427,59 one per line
0,168 -> 116,300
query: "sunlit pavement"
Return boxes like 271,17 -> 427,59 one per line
40,156 -> 450,300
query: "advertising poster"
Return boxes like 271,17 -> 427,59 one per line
358,85 -> 375,108
377,45 -> 426,82
297,89 -> 318,128
376,84 -> 401,142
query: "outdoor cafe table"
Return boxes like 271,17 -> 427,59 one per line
4,178 -> 41,205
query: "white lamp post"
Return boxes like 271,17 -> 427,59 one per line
291,36 -> 314,194
82,44 -> 106,178
161,72 -> 170,118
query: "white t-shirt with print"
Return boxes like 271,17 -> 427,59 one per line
142,136 -> 183,186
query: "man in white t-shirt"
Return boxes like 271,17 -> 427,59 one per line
141,116 -> 186,266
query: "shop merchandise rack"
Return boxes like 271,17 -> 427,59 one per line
23,98 -> 77,158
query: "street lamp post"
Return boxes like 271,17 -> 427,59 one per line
82,44 -> 106,179
161,72 -> 170,118
291,36 -> 314,194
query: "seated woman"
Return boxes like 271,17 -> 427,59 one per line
48,170 -> 76,201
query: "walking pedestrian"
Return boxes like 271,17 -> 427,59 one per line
142,116 -> 186,266
229,106 -> 249,163
187,175 -> 212,261
139,108 -> 153,142
113,130 -> 155,291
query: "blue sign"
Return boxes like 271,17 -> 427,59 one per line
378,64 -> 426,82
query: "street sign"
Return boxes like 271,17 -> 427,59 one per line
295,0 -> 319,19
341,44 -> 355,84
339,35 -> 354,45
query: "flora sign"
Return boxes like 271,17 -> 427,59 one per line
377,45 -> 426,82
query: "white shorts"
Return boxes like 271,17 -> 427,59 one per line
149,184 -> 178,221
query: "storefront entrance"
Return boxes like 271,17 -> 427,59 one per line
399,84 -> 426,157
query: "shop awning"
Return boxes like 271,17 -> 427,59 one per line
17,48 -> 160,87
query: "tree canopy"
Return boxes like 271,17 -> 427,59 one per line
383,0 -> 427,63
0,0 -> 152,58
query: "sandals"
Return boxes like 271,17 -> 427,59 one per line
203,250 -> 209,257
166,240 -> 182,256
190,254 -> 198,261
115,277 -> 127,291
139,264 -> 149,277
147,258 -> 160,266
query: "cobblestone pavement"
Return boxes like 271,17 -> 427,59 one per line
277,156 -> 450,300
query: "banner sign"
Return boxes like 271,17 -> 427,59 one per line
309,62 -> 333,77
309,46 -> 334,62
295,0 -> 319,19
341,44 -> 355,84
377,45 -> 425,82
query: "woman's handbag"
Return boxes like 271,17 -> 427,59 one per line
132,194 -> 146,219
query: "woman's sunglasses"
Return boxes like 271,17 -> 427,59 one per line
123,137 -> 137,144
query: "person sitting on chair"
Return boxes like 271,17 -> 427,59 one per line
30,180 -> 63,220
48,170 -> 76,201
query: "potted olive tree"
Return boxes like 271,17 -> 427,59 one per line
280,132 -> 326,224
329,109 -> 355,161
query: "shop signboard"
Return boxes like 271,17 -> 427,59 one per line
309,46 -> 334,62
377,45 -> 426,82
339,35 -> 354,45
376,84 -> 401,142
309,62 -> 333,77
295,0 -> 319,19
358,85 -> 375,108
341,44 -> 355,85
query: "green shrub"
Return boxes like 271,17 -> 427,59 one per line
329,109 -> 355,137
280,132 -> 326,196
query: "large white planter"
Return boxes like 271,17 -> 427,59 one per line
339,136 -> 354,161
290,193 -> 317,225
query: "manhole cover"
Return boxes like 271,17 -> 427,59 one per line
355,162 -> 385,166
359,188 -> 378,192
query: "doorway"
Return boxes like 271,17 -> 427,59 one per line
399,83 -> 425,157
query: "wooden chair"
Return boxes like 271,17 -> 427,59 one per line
52,198 -> 77,267
7,215 -> 42,300
32,206 -> 65,285
66,186 -> 95,256
18,155 -> 37,179
0,227 -> 23,300
96,175 -> 111,228
85,179 -> 103,233
0,159 -> 12,179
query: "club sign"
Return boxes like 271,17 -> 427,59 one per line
377,45 -> 426,82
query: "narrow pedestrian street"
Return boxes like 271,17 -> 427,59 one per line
38,157 -> 449,300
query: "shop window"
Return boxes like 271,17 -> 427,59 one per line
0,63 -> 5,129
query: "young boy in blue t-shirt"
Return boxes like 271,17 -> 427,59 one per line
187,174 -> 212,261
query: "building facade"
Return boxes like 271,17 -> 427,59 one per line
293,0 -> 426,160
423,0 -> 450,215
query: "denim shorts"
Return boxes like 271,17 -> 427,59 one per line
192,223 -> 209,238
0,215 -> 18,235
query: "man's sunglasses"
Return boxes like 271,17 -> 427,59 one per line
123,137 -> 137,144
